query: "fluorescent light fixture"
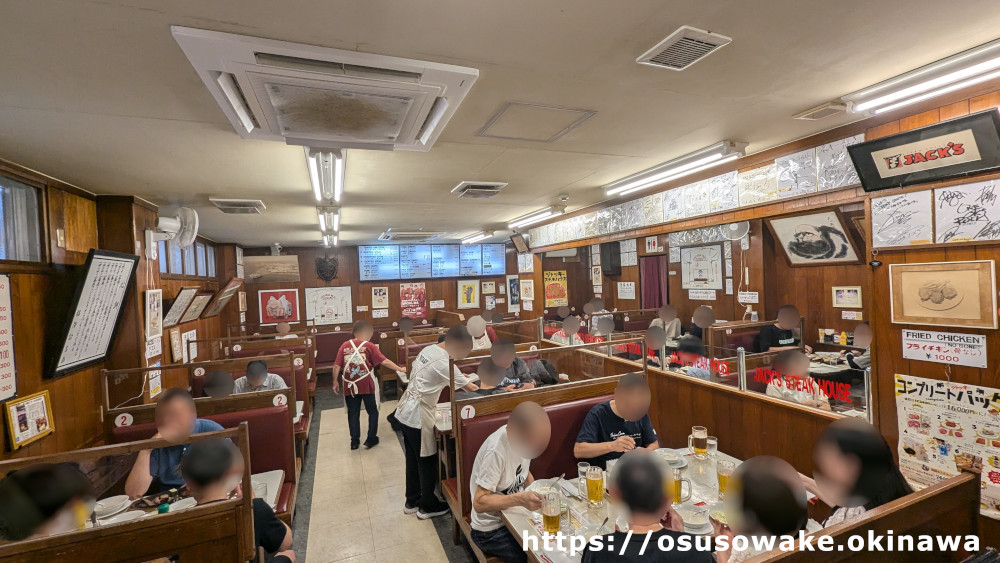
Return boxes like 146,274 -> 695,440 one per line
322,233 -> 338,247
508,206 -> 566,229
317,206 -> 341,233
604,141 -> 746,196
844,38 -> 1000,114
305,147 -> 345,202
461,231 -> 492,244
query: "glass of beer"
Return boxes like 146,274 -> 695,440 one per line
670,467 -> 692,506
586,465 -> 604,507
689,425 -> 709,458
542,492 -> 561,534
717,460 -> 736,500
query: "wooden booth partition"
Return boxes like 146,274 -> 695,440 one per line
647,368 -> 840,475
0,425 -> 255,562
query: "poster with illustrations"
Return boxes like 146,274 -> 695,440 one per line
258,289 -> 301,325
519,279 -> 534,302
304,286 -> 353,326
145,289 -> 162,340
457,280 -> 480,309
372,287 -> 389,309
5,391 -> 54,450
680,244 -> 724,290
482,281 -> 496,294
895,373 -> 1000,520
485,295 -> 496,310
767,211 -> 860,266
543,270 -> 568,307
506,275 -> 520,314
400,282 -> 427,319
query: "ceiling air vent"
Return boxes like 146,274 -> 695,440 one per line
793,101 -> 848,121
636,26 -> 732,71
451,181 -> 508,199
378,229 -> 445,242
209,198 -> 267,214
171,27 -> 478,152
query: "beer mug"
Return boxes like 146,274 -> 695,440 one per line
586,465 -> 605,507
542,492 -> 561,534
670,466 -> 692,506
717,460 -> 736,500
688,425 -> 709,459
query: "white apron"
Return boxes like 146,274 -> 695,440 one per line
344,340 -> 380,409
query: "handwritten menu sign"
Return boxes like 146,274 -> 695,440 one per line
482,244 -> 506,276
871,191 -> 933,247
459,245 -> 482,277
0,275 -> 15,401
432,245 -> 460,278
399,245 -> 432,279
358,245 -> 400,281
895,373 -> 1000,520
935,179 -> 1000,243
901,329 -> 987,368
53,250 -> 139,377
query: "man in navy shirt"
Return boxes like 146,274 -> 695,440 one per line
125,388 -> 224,497
574,372 -> 659,469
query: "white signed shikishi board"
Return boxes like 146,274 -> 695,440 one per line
935,179 -> 1000,244
871,191 -> 934,248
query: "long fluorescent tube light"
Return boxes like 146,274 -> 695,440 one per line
844,38 -> 1000,114
461,231 -> 492,244
305,147 -> 345,202
322,234 -> 338,247
317,206 -> 340,233
604,141 -> 746,197
508,206 -> 566,229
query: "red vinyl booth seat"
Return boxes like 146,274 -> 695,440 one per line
456,394 -> 612,516
109,406 -> 296,514
232,344 -> 307,359
315,332 -> 351,372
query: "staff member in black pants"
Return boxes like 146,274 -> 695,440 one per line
394,325 -> 478,519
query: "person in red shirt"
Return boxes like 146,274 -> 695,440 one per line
334,321 -> 407,450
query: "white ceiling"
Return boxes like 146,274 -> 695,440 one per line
1,0 -> 999,246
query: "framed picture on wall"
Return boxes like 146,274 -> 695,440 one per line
457,280 -> 480,309
163,286 -> 200,328
237,291 -> 247,312
482,281 -> 496,295
169,328 -> 183,363
201,278 -> 244,318
5,390 -> 54,450
145,289 -> 163,341
889,260 -> 997,329
519,279 -> 534,301
258,289 -> 301,325
831,286 -> 863,308
178,293 -> 213,324
766,209 -> 861,266
680,244 -> 724,290
304,286 -> 353,326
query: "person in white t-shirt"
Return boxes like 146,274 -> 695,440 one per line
395,325 -> 479,519
470,402 -> 552,563
764,349 -> 831,411
550,315 -> 585,346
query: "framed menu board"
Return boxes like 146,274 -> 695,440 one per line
50,250 -> 139,378
5,390 -> 54,450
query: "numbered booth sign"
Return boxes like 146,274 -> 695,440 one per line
273,394 -> 288,407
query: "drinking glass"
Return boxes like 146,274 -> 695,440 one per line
707,436 -> 718,458
717,460 -> 736,500
688,425 -> 709,458
542,492 -> 561,534
671,466 -> 692,506
586,465 -> 604,507
578,461 -> 590,496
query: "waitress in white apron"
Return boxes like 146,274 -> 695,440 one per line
394,325 -> 478,519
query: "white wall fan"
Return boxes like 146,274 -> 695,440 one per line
145,207 -> 200,260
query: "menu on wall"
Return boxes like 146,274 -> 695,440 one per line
432,245 -> 461,277
0,275 -> 15,402
53,250 -> 140,377
399,245 -> 432,279
482,244 -> 506,276
460,245 -> 483,276
359,245 -> 401,281
895,373 -> 1000,520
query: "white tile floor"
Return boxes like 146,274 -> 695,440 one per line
306,400 -> 451,563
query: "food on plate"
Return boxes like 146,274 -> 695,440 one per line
710,510 -> 728,526
676,508 -> 707,527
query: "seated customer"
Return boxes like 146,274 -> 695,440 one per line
233,360 -> 288,394
0,463 -> 93,541
125,388 -> 224,498
468,315 -> 497,351
180,438 -> 295,563
800,418 -> 912,527
574,372 -> 659,469
841,347 -> 871,370
764,349 -> 831,411
550,315 -> 585,346
455,358 -> 508,399
755,305 -> 812,353
202,370 -> 234,398
529,359 -> 560,387
274,321 -> 298,340
649,305 -> 682,339
583,454 -> 710,562
470,402 -> 550,563
492,338 -> 534,390
670,336 -> 711,380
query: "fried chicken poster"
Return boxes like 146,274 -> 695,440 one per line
543,270 -> 568,307
399,282 -> 427,319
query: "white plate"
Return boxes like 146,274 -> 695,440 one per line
526,478 -> 561,496
94,495 -> 130,518
655,448 -> 688,469
170,497 -> 198,511
102,510 -> 145,525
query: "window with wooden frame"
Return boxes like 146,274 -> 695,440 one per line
162,238 -> 218,279
0,173 -> 43,263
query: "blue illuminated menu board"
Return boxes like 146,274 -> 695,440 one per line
460,245 -> 482,276
398,245 -> 432,279
481,244 -> 506,276
358,245 -> 400,281
431,245 -> 460,278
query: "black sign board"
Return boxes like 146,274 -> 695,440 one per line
848,110 -> 1000,192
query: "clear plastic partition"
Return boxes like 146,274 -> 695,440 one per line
488,318 -> 543,345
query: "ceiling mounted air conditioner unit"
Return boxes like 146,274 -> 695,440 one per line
378,228 -> 445,242
209,198 -> 267,214
451,181 -> 507,199
172,27 -> 479,152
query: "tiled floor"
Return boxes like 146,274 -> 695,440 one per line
303,399 -> 461,562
